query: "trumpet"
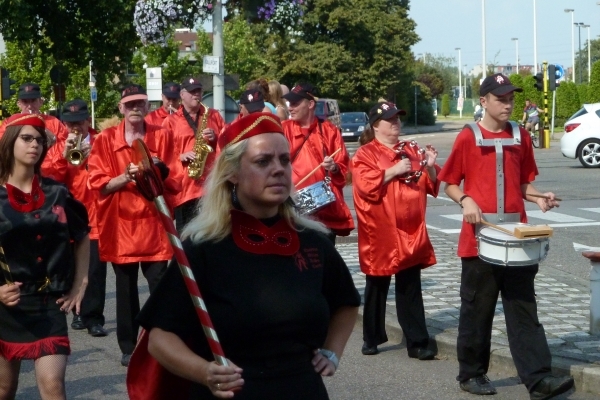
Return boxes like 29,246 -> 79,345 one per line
66,129 -> 87,166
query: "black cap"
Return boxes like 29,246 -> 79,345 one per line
162,82 -> 181,99
479,73 -> 523,97
239,90 -> 265,113
368,102 -> 407,126
120,84 -> 147,103
17,82 -> 42,100
283,83 -> 318,103
61,99 -> 90,122
181,76 -> 203,91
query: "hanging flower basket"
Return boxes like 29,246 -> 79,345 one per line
256,0 -> 304,31
134,0 -> 213,45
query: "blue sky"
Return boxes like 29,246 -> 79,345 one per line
410,0 -> 600,74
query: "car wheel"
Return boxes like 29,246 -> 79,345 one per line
578,139 -> 600,168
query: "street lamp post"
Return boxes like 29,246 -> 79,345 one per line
212,1 -> 225,119
511,38 -> 519,73
456,48 -> 462,118
482,0 -> 487,79
533,0 -> 537,74
584,25 -> 591,82
565,9 -> 575,81
575,22 -> 584,84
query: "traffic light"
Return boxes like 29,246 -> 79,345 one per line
1,68 -> 16,100
533,72 -> 544,92
548,65 -> 560,91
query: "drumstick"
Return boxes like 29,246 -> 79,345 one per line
527,193 -> 562,202
295,148 -> 342,188
480,220 -> 515,236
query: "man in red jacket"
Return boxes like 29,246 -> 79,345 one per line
282,83 -> 353,242
145,82 -> 181,127
42,99 -> 107,337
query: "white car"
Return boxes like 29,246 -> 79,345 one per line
560,103 -> 600,168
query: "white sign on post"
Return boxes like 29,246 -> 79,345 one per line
457,97 -> 464,111
145,67 -> 162,102
203,55 -> 221,74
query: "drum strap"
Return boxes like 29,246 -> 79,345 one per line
465,122 -> 521,222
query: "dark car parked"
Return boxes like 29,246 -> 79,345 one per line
340,112 -> 369,142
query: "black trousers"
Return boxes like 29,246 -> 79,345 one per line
363,265 -> 430,350
175,198 -> 199,233
80,239 -> 107,327
456,257 -> 552,391
112,261 -> 167,355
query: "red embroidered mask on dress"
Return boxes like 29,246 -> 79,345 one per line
6,175 -> 45,213
230,209 -> 300,256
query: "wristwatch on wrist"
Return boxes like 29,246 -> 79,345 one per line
459,194 -> 470,208
318,348 -> 339,369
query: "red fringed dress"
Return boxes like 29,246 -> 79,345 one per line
0,176 -> 89,360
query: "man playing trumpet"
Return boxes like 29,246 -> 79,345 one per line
42,99 -> 108,338
145,82 -> 181,127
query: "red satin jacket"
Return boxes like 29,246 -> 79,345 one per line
41,127 -> 99,239
87,121 -> 180,264
352,139 -> 440,275
283,118 -> 354,235
162,107 -> 224,207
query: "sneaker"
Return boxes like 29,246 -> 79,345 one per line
121,353 -> 131,367
529,375 -> 574,400
460,375 -> 497,395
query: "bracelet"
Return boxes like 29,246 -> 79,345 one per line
459,194 -> 470,208
318,349 -> 339,370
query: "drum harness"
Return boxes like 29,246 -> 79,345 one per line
465,122 -> 521,225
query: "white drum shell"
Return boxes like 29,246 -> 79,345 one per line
293,180 -> 335,215
477,223 -> 550,266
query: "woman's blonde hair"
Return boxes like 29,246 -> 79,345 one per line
268,80 -> 287,108
181,136 -> 329,243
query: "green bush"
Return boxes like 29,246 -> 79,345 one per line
441,94 -> 450,117
588,60 -> 600,104
556,81 -> 580,120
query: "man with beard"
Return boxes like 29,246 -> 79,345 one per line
162,76 -> 224,230
87,84 -> 180,366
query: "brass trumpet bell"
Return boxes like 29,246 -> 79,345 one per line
66,131 -> 87,166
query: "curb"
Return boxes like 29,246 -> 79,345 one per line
354,306 -> 600,396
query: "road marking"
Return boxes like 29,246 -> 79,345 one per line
527,210 -> 593,223
581,208 -> 600,214
428,195 -> 455,202
438,229 -> 462,234
441,214 -> 465,221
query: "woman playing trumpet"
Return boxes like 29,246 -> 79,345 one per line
0,113 -> 90,399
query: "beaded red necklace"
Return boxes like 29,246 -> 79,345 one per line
5,175 -> 45,213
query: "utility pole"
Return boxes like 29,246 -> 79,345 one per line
212,1 -> 225,119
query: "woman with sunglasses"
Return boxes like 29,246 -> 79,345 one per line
0,113 -> 90,399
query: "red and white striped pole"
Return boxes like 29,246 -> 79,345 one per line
132,139 -> 228,366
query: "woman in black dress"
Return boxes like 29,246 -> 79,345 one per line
133,112 -> 360,399
0,113 -> 89,400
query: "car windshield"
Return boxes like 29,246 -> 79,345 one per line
567,107 -> 588,122
341,113 -> 366,123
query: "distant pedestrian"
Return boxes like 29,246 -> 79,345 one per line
268,80 -> 290,120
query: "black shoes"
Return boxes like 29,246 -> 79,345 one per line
361,342 -> 379,355
121,353 -> 132,367
529,375 -> 574,400
460,375 -> 498,395
407,347 -> 436,361
87,324 -> 108,337
71,315 -> 85,330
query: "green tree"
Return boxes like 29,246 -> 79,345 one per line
510,74 -> 542,122
588,60 -> 600,104
0,0 -> 139,85
577,84 -> 589,107
556,81 -> 580,120
441,94 -> 450,117
575,38 -> 600,84
260,0 -> 418,108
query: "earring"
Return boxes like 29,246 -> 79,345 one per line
231,184 -> 241,209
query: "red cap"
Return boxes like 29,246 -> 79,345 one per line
218,112 -> 284,150
3,113 -> 45,129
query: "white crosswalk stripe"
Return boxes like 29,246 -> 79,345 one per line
430,208 -> 600,234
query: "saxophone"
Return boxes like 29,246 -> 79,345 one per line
188,103 -> 214,179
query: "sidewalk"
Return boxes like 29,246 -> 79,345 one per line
334,231 -> 600,396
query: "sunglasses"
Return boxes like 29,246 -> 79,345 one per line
19,134 -> 47,146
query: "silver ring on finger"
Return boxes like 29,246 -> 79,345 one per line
216,383 -> 221,390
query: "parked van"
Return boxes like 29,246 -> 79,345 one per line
316,99 -> 341,131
